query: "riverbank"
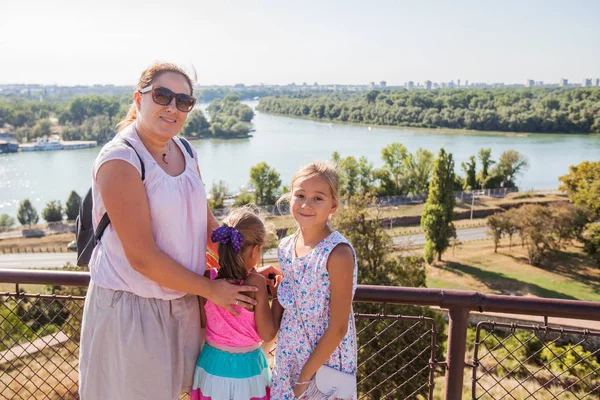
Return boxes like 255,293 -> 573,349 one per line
258,109 -> 600,137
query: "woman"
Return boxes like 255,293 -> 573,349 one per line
78,62 -> 278,399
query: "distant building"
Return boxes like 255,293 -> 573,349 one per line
425,80 -> 432,90
457,79 -> 461,87
465,80 -> 469,88
535,81 -> 544,87
560,78 -> 568,87
596,78 -> 600,87
379,81 -> 387,89
406,81 -> 414,90
233,83 -> 245,89
583,78 -> 592,87
369,82 -> 375,90
526,79 -> 534,88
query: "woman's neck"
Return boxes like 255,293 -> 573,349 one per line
297,224 -> 332,248
134,121 -> 170,156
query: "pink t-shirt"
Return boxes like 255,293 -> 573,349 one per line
204,269 -> 262,347
88,124 -> 207,300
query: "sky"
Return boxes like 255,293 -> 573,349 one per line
1,0 -> 599,86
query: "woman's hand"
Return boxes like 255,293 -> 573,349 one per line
208,279 -> 258,315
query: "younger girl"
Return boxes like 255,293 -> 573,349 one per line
271,161 -> 358,399
191,207 -> 278,400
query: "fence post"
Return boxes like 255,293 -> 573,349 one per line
445,307 -> 469,400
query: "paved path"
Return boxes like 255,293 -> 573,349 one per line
0,332 -> 70,365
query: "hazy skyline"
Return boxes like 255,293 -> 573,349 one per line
2,0 -> 599,86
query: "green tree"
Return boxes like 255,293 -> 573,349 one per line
487,214 -> 504,252
31,119 -> 52,138
65,191 -> 81,221
234,192 -> 255,207
357,156 -> 375,193
495,150 -> 529,188
338,156 -> 360,196
461,155 -> 478,190
380,142 -> 409,195
365,90 -> 380,104
405,148 -> 434,194
501,209 -> 519,249
421,148 -> 456,262
582,223 -> 600,267
559,161 -> 600,219
209,180 -> 229,210
249,162 -> 281,206
0,214 -> 16,230
42,200 -> 63,222
17,199 -> 39,227
477,148 -> 495,189
519,205 -> 557,266
181,110 -> 210,137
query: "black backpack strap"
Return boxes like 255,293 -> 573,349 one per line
117,138 -> 146,180
95,138 -> 146,242
94,212 -> 111,242
178,137 -> 194,159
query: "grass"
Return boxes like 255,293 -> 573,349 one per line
426,239 -> 600,302
0,232 -> 74,252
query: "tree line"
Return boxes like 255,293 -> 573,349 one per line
0,191 -> 81,230
181,94 -> 254,139
256,87 -> 600,134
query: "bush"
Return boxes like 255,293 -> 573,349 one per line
582,223 -> 600,267
0,213 -> 16,231
65,190 -> 81,221
234,192 -> 255,207
42,200 -> 63,222
17,199 -> 39,226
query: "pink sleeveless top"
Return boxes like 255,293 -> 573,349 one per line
89,124 -> 207,300
204,269 -> 262,347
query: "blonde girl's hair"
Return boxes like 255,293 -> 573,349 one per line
276,161 -> 340,213
215,206 -> 268,281
116,62 -> 196,131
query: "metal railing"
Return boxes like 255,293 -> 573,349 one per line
0,269 -> 599,400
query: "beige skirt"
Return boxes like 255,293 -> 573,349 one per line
79,281 -> 202,400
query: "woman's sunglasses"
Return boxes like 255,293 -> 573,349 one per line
138,85 -> 196,113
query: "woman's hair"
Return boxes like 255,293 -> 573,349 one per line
116,62 -> 196,131
276,161 -> 340,212
216,207 -> 268,281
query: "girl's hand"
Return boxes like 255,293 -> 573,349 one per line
256,265 -> 283,296
209,279 -> 258,316
293,382 -> 309,399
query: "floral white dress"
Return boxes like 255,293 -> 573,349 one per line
272,231 -> 358,400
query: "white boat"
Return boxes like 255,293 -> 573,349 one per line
19,136 -> 97,152
20,137 -> 64,151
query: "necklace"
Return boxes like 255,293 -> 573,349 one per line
162,141 -> 170,164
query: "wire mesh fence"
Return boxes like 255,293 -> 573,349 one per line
0,292 -> 84,400
0,291 -> 441,400
472,322 -> 600,400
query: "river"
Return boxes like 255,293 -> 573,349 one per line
0,101 -> 598,219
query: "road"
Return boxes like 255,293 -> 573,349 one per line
0,226 -> 489,269
394,226 -> 487,247
0,253 -> 77,269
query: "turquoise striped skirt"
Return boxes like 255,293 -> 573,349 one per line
190,344 -> 271,400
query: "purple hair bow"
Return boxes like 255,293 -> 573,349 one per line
211,226 -> 243,253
